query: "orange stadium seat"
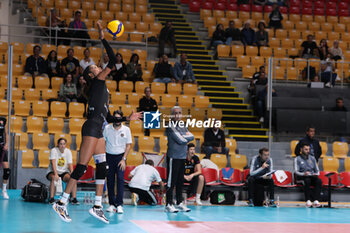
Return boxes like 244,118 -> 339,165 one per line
10,116 -> 22,132
195,96 -> 210,108
167,83 -> 181,95
217,45 -> 230,58
162,94 -> 177,107
127,93 -> 141,106
183,83 -> 198,96
32,101 -> 49,117
142,13 -> 155,24
32,132 -> 50,150
111,92 -> 126,106
68,102 -> 85,118
11,88 -> 24,100
129,120 -> 143,136
135,81 -> 149,93
179,95 -> 194,107
207,108 -> 222,119
22,149 -> 34,168
50,101 -> 67,118
129,12 -> 142,24
69,118 -> 85,135
13,100 -> 30,116
15,132 -> 28,150
151,82 -> 165,94
35,76 -> 50,89
47,117 -> 65,134
333,141 -> 349,158
24,88 -> 40,101
118,80 -> 134,93
38,149 -> 50,168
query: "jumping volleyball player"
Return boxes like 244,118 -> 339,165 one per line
0,117 -> 10,199
52,21 -> 142,223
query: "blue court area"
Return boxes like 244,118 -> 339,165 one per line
1,190 -> 350,233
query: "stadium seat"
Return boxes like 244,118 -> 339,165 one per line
328,32 -> 340,41
118,80 -> 134,93
231,45 -> 244,57
54,133 -> 71,149
10,116 -> 22,132
286,67 -> 298,80
166,83 -> 181,96
158,136 -> 168,153
202,168 -> 220,185
111,92 -> 126,106
333,141 -> 349,158
259,47 -> 272,57
183,83 -> 198,96
26,116 -> 44,133
17,76 -> 33,89
340,172 -> 350,188
68,102 -> 85,118
123,4 -> 134,13
334,24 -> 346,33
217,45 -> 230,58
161,94 -> 176,107
195,96 -> 210,108
51,77 -> 63,91
128,151 -> 144,166
274,48 -> 286,58
245,46 -> 258,56
138,136 -> 155,153
15,132 -> 28,150
11,88 -> 23,100
142,13 -> 155,24
322,157 -> 339,173
13,100 -> 30,116
71,150 -> 77,164
321,23 -> 333,32
283,21 -> 294,30
191,107 -> 205,120
135,5 -> 147,14
210,154 -> 227,169
179,95 -> 194,107
272,171 -> 296,188
47,117 -> 65,134
213,10 -> 225,19
225,138 -> 237,154
32,132 -> 50,150
318,171 -> 340,187
35,76 -> 50,89
126,93 -> 140,106
50,101 -> 67,118
237,55 -> 250,68
319,142 -> 328,158
75,134 -> 82,150
11,42 -> 24,53
41,89 -> 58,101
135,81 -> 149,93
38,149 -> 50,168
69,118 -> 85,135
22,149 -> 34,168
150,82 -> 165,94
24,88 -> 40,101
129,120 -> 143,136
290,140 -> 298,157
121,105 -> 136,116
230,154 -> 247,171
220,169 -> 244,186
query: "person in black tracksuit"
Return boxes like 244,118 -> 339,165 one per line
294,127 -> 322,162
0,117 -> 10,199
138,87 -> 158,136
52,22 -> 142,224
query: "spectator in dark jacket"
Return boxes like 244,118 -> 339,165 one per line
126,53 -> 143,82
256,22 -> 269,47
153,54 -> 174,83
46,50 -> 61,78
225,21 -> 242,45
203,122 -> 230,160
61,48 -> 80,82
210,24 -> 226,59
159,21 -> 176,58
139,87 -> 158,136
294,126 -> 322,162
331,97 -> 347,112
241,22 -> 256,46
111,53 -> 127,83
24,45 -> 48,77
174,53 -> 196,83
76,76 -> 87,104
268,4 -> 283,30
68,11 -> 90,47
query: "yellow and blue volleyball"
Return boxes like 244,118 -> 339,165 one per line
107,20 -> 124,38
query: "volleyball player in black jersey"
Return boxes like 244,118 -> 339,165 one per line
53,21 -> 142,223
0,117 -> 10,199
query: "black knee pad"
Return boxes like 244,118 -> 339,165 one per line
96,162 -> 108,180
71,164 -> 87,180
3,168 -> 10,180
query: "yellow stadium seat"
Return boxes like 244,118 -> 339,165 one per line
115,11 -> 127,22
242,65 -> 256,78
334,24 -> 346,33
95,2 -> 107,11
82,1 -> 93,10
32,132 -> 50,150
252,12 -> 263,21
191,108 -> 206,120
68,102 -> 85,118
146,60 -> 157,71
213,10 -> 225,18
17,76 -> 33,89
12,88 -> 24,100
278,59 -> 293,68
245,46 -> 258,56
68,0 -> 80,9
289,30 -> 301,40
158,136 -> 168,153
226,10 -> 237,20
105,80 -> 117,91
32,101 -> 49,117
54,133 -> 71,148
314,15 -> 326,23
283,21 -> 294,30
322,157 -> 339,173
135,81 -> 149,93
138,136 -> 155,153
35,76 -> 50,89
178,95 -> 194,108
161,94 -> 176,107
203,17 -> 216,28
274,66 -> 285,80
290,140 -> 299,157
130,12 -> 142,24
123,4 -> 134,13
225,138 -> 237,154
217,17 -> 229,28
327,16 -> 338,24
26,116 -> 44,133
239,11 -> 250,21
328,32 -> 340,41
195,96 -> 210,108
233,19 -> 242,28
320,141 -> 328,158
42,89 -> 58,100
301,15 -> 313,23
286,67 -> 298,80
12,64 -> 25,76
321,23 -> 333,32
294,58 -> 307,70
274,47 -> 286,58
207,108 -> 222,120
38,149 -> 50,168
259,46 -> 272,57
60,8 -> 73,18
26,43 -> 38,54
136,22 -> 148,33
11,42 -> 24,54
167,83 -> 181,95
127,151 -> 144,166
51,77 -> 64,91
22,149 -> 34,168
69,118 -> 85,135
345,158 -> 350,172
275,29 -> 287,38
127,93 -> 141,106
230,154 -> 247,171
281,38 -> 294,49
210,154 -> 227,169
200,9 -> 211,19
10,116 -> 22,132
133,49 -> 147,61
217,45 -> 230,58
308,22 -> 320,32
251,56 -> 265,67
269,38 -> 280,48
129,120 -> 143,135
47,117 -> 65,134
13,100 -> 30,116
142,13 -> 155,24
118,80 -> 134,93
151,82 -> 166,94
24,88 -> 40,101
340,16 -> 350,24
71,150 -> 77,164
111,92 -> 126,106
15,132 -> 28,150
50,101 -> 67,118
121,105 -> 136,116
183,83 -> 198,96
333,141 -> 349,158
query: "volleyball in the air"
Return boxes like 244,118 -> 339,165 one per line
107,20 -> 124,38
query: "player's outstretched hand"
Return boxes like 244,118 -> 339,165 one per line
96,20 -> 104,40
128,111 -> 143,121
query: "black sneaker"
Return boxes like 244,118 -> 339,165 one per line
49,198 -> 55,204
269,200 -> 277,208
248,199 -> 254,207
71,198 -> 80,205
89,205 -> 109,224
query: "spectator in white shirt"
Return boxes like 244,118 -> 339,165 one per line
128,160 -> 164,206
79,48 -> 95,74
46,138 -> 78,205
103,110 -> 132,214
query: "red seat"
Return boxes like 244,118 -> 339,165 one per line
239,4 -> 250,12
289,7 -> 300,14
229,0 -> 237,3
252,5 -> 263,12
219,168 -> 244,186
202,1 -> 214,10
326,8 -> 337,16
155,166 -> 167,180
202,168 -> 221,186
272,171 -> 297,188
314,8 -> 325,15
302,0 -> 313,8
301,8 -> 312,15
326,2 -> 337,9
339,9 -> 350,17
339,2 -> 349,10
124,165 -> 136,183
217,0 -> 227,4
189,1 -> 201,12
264,5 -> 273,13
181,0 -> 190,3
318,171 -> 341,187
314,1 -> 324,9
227,3 -> 238,11
74,165 -> 95,183
243,168 -> 250,182
279,6 -> 288,14
215,2 -> 226,10
290,0 -> 300,7
340,172 -> 350,188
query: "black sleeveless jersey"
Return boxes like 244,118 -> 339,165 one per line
87,78 -> 109,123
0,117 -> 7,145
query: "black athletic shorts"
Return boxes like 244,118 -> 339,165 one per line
0,146 -> 8,162
81,118 -> 104,139
46,172 -> 70,181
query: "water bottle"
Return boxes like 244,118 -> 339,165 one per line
321,106 -> 325,112
276,196 -> 280,208
162,194 -> 166,206
183,193 -> 187,206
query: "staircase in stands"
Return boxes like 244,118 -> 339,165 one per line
149,0 -> 269,141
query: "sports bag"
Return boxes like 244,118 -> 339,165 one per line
210,190 -> 235,205
21,179 -> 48,202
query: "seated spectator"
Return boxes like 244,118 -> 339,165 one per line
24,45 -> 48,77
319,60 -> 336,87
128,159 -> 164,206
59,74 -> 77,104
247,148 -> 276,207
174,53 -> 196,84
256,22 -> 269,48
252,66 -> 266,80
241,22 -> 256,47
158,21 -> 176,58
79,48 -> 95,73
318,39 -> 329,60
126,53 -> 143,82
111,53 -> 127,82
46,138 -> 78,204
329,40 -> 343,62
153,54 -> 174,83
99,53 -> 109,70
254,0 -> 267,6
294,143 -> 322,208
203,121 -> 230,160
256,85 -> 276,123
46,9 -> 69,45
299,35 -> 319,59
139,87 -> 158,136
61,48 -> 80,82
210,24 -> 226,59
76,76 -> 87,104
225,21 -> 242,46
295,126 -> 322,162
184,143 -> 205,206
331,97 -> 347,112
268,3 -> 283,30
307,75 -> 322,88
68,11 -> 90,47
46,50 -> 61,78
